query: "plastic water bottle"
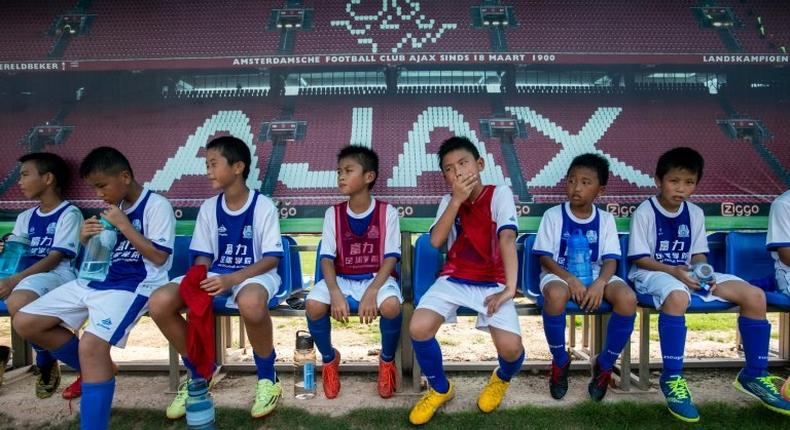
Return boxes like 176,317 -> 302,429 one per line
294,330 -> 316,399
78,218 -> 116,282
185,378 -> 215,430
0,234 -> 30,278
566,229 -> 593,286
691,263 -> 716,295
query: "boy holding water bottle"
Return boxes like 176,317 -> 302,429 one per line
533,153 -> 635,402
14,147 -> 175,430
148,136 -> 284,420
305,145 -> 402,400
628,147 -> 790,421
0,153 -> 82,398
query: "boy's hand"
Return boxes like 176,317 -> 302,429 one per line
0,277 -> 17,300
101,206 -> 132,232
484,288 -> 514,317
450,173 -> 478,204
80,217 -> 104,244
329,289 -> 350,323
671,265 -> 700,291
358,289 -> 378,324
565,276 -> 587,304
580,279 -> 605,312
200,275 -> 234,296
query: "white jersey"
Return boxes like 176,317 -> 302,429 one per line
12,201 -> 82,277
767,190 -> 790,275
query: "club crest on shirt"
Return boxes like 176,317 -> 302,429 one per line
368,225 -> 380,239
46,222 -> 57,235
586,230 -> 598,244
242,225 -> 253,239
132,219 -> 142,232
678,224 -> 690,238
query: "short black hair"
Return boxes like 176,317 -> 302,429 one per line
79,146 -> 134,179
206,136 -> 251,179
437,136 -> 480,167
655,147 -> 704,182
18,152 -> 70,191
337,145 -> 379,189
568,153 -> 609,186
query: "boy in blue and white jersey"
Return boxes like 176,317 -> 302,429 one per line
14,147 -> 176,430
0,153 -> 82,398
148,136 -> 284,420
628,147 -> 790,422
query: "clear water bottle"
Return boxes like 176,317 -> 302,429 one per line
691,263 -> 716,295
566,229 -> 593,286
78,218 -> 116,282
0,234 -> 30,278
185,378 -> 215,430
294,330 -> 316,399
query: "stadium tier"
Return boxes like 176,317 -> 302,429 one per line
0,0 -> 73,61
0,93 -> 787,209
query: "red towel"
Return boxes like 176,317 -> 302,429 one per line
178,265 -> 214,380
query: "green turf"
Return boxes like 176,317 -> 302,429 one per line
17,401 -> 788,430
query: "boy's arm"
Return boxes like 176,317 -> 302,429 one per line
193,255 -> 212,268
0,252 -> 64,299
633,256 -> 700,290
102,205 -> 170,266
539,255 -> 587,303
483,229 -> 517,316
320,257 -> 350,323
779,248 -> 790,267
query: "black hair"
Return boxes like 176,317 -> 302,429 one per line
206,136 -> 251,179
18,152 -> 70,192
655,147 -> 704,182
79,146 -> 134,179
437,136 -> 480,167
337,145 -> 379,189
568,153 -> 610,186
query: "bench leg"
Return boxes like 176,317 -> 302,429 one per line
10,324 -> 32,368
239,316 -> 246,350
638,308 -> 651,390
569,315 -> 577,349
168,344 -> 180,392
780,312 -> 790,360
619,331 -> 631,391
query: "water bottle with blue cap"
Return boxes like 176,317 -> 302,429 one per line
78,217 -> 116,282
185,378 -> 215,429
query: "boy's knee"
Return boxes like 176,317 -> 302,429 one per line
498,342 -> 524,362
613,289 -> 637,315
12,312 -> 37,338
237,291 -> 269,319
305,300 -> 328,320
79,334 -> 110,361
409,316 -> 436,341
5,294 -> 29,317
379,298 -> 401,319
147,285 -> 180,320
740,285 -> 766,313
543,283 -> 570,305
662,290 -> 689,313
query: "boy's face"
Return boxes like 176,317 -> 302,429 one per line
656,167 -> 699,206
566,166 -> 604,207
205,148 -> 244,190
336,157 -> 374,196
85,170 -> 131,206
441,149 -> 484,188
18,161 -> 51,200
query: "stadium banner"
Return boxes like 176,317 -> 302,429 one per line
2,53 -> 789,73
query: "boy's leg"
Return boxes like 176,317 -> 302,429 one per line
235,282 -> 282,418
305,279 -> 341,398
637,272 -> 697,422
376,283 -> 403,399
79,333 -> 115,430
589,280 -> 637,401
541,279 -> 571,400
6,290 -> 61,398
715,279 -> 790,414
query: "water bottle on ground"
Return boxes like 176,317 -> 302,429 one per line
294,330 -> 316,399
185,378 -> 215,430
78,218 -> 116,282
0,234 -> 30,278
566,229 -> 593,286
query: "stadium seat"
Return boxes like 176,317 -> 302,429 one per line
726,231 -> 790,310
